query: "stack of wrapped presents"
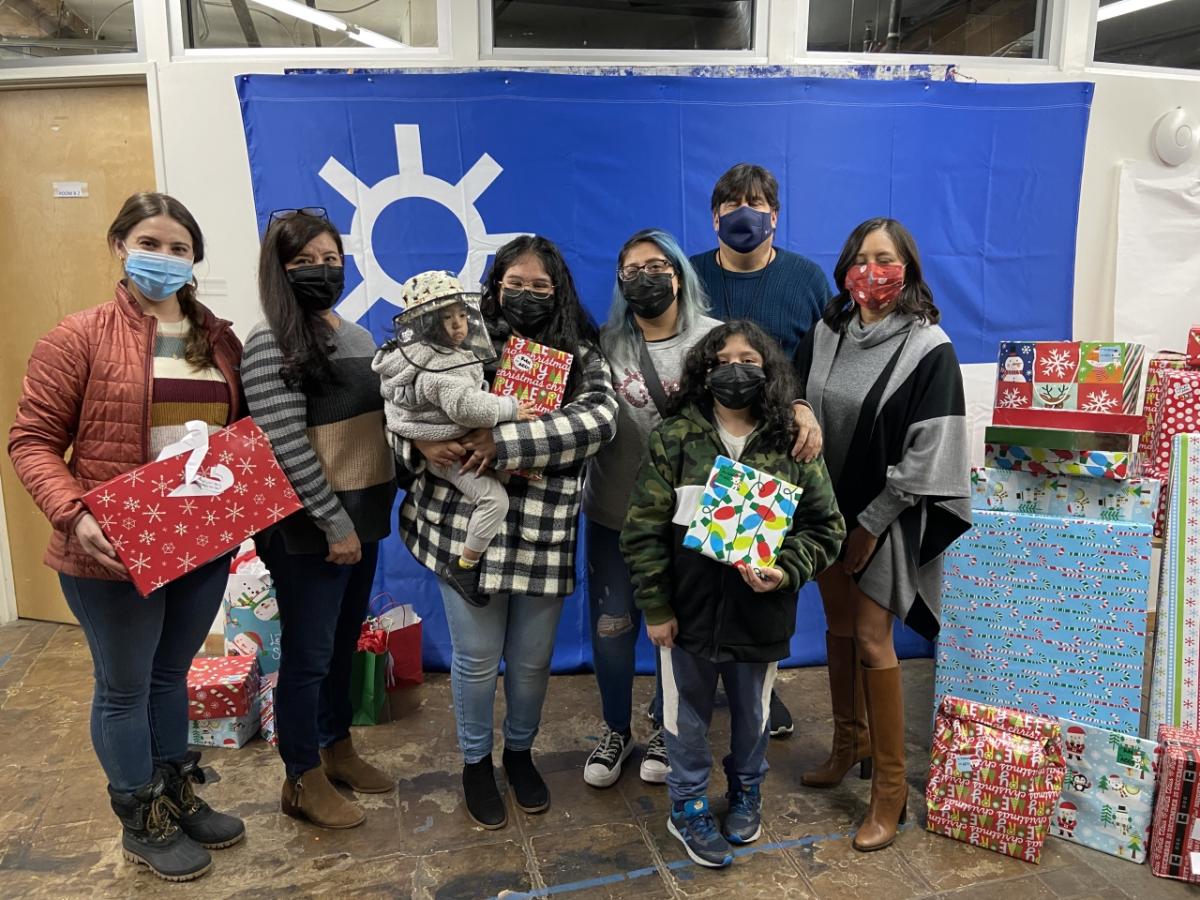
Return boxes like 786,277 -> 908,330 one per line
926,328 -> 1200,884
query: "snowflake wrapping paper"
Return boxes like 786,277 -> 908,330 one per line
1139,352 -> 1190,449
222,549 -> 281,676
994,340 -> 1145,416
81,418 -> 303,597
936,510 -> 1152,733
1150,726 -> 1200,884
187,655 -> 260,719
1052,720 -> 1157,864
926,695 -> 1065,864
969,468 -> 1160,525
984,444 -> 1131,480
1147,434 -> 1200,735
682,456 -> 801,570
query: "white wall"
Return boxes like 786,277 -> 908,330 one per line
1,0 -> 1198,626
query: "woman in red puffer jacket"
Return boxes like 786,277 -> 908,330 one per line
8,192 -> 244,884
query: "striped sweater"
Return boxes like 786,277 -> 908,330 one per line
242,318 -> 396,555
149,318 -> 231,459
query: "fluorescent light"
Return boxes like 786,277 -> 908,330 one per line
346,25 -> 406,48
249,0 -> 347,33
1097,0 -> 1181,22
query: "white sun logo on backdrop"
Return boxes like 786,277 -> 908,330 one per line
319,124 -> 526,320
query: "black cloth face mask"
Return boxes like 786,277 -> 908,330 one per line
287,265 -> 345,312
706,362 -> 766,410
501,288 -> 555,336
620,272 -> 676,320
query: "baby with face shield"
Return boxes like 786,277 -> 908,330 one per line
373,271 -> 537,607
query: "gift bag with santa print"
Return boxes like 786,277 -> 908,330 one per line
222,545 -> 281,675
1051,719 -> 1158,863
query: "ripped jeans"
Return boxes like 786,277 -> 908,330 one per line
587,519 -> 663,734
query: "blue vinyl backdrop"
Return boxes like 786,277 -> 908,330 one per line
237,70 -> 1092,674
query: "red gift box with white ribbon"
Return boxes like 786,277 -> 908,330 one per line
81,418 -> 302,597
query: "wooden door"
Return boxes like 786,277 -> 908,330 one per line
0,84 -> 156,623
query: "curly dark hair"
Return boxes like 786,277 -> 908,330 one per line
823,217 -> 940,332
670,320 -> 797,451
480,235 -> 599,396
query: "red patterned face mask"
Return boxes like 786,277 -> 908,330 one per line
844,263 -> 906,310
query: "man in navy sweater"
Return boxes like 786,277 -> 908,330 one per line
690,163 -> 833,739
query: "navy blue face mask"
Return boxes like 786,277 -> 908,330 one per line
718,206 -> 774,254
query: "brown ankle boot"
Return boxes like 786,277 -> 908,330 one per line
853,664 -> 908,852
320,737 -> 394,794
281,767 -> 365,829
802,633 -> 872,787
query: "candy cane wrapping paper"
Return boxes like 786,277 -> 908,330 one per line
936,510 -> 1152,733
1147,434 -> 1200,735
681,456 -> 801,570
187,655 -> 260,719
1051,719 -> 1157,863
926,695 -> 1065,863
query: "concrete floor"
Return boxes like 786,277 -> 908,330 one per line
0,619 -> 1192,899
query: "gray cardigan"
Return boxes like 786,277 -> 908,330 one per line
373,342 -> 519,441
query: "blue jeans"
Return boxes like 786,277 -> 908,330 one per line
659,645 -> 776,804
259,531 -> 379,778
587,520 -> 662,732
60,554 -> 231,793
439,578 -> 564,764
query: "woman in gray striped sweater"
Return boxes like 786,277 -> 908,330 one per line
242,210 -> 397,831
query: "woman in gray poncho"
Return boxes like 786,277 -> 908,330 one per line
793,218 -> 972,853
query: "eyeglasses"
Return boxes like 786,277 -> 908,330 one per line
618,259 -> 674,282
501,279 -> 555,301
267,207 -> 329,226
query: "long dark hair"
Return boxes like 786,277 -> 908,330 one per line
480,235 -> 599,396
823,217 -> 940,331
258,212 -> 344,392
670,320 -> 797,451
108,192 -> 214,369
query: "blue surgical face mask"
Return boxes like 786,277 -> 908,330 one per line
717,206 -> 774,254
123,249 -> 194,302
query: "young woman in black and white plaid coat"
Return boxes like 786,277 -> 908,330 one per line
393,236 -> 618,830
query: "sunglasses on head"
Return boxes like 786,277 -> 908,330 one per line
267,206 -> 329,226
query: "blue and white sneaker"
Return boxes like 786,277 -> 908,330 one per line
667,797 -> 733,868
723,783 -> 762,844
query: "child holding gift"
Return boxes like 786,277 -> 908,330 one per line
620,320 -> 845,868
374,270 -> 538,607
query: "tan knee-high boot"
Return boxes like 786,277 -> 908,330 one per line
802,633 -> 872,787
853,664 -> 907,852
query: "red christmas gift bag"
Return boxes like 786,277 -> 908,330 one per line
1150,725 -> 1200,884
81,418 -> 303,597
187,655 -> 260,720
926,695 -> 1066,864
366,594 -> 424,690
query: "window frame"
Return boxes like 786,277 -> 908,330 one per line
168,0 -> 451,59
0,0 -> 147,69
1087,0 -> 1200,80
796,0 -> 1065,70
479,0 -> 768,63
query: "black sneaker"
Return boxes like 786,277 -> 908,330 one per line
769,690 -> 794,738
639,728 -> 670,784
667,797 -> 733,868
723,783 -> 762,844
108,774 -> 212,882
439,561 -> 487,608
583,727 -> 633,788
161,752 -> 245,849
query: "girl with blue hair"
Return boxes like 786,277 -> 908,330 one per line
581,228 -> 721,788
